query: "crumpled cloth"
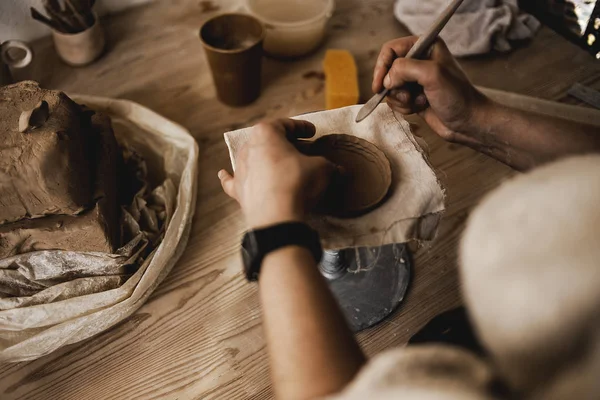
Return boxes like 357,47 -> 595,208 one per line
394,0 -> 541,56
225,104 -> 445,250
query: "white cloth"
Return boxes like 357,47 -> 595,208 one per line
394,0 -> 541,57
224,105 -> 445,250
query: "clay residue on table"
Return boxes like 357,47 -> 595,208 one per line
199,1 -> 220,13
303,71 -> 326,80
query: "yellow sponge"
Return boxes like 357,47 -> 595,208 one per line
323,49 -> 359,110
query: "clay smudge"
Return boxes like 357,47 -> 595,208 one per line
302,71 -> 325,80
199,1 -> 220,13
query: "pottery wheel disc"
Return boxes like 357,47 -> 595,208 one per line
309,134 -> 392,218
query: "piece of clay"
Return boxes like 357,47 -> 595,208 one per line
18,100 -> 49,132
298,134 -> 392,218
0,109 -> 122,257
0,81 -> 94,224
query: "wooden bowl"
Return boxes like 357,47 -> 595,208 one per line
300,134 -> 392,218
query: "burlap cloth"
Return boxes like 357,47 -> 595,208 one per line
0,96 -> 198,362
224,104 -> 445,250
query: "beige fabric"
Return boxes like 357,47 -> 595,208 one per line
461,154 -> 600,397
328,155 -> 600,399
394,0 -> 540,57
326,346 -> 497,400
224,104 -> 445,250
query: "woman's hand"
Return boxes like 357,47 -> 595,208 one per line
219,119 -> 336,228
372,36 -> 493,145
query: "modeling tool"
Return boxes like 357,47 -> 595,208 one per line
356,0 -> 465,122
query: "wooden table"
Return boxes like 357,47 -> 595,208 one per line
2,1 -> 599,398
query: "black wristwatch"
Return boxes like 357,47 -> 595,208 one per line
241,222 -> 323,282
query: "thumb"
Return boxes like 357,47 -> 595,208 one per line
218,169 -> 236,200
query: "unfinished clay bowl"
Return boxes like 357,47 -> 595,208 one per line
300,134 -> 392,218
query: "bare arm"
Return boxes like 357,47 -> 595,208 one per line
219,120 -> 365,400
373,36 -> 600,171
465,101 -> 600,171
260,246 -> 365,399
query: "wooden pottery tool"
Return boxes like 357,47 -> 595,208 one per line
355,0 -> 466,122
31,0 -> 96,34
298,134 -> 392,218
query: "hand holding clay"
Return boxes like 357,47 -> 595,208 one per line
372,36 -> 492,144
219,119 -> 336,229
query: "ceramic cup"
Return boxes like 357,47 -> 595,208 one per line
200,13 -> 265,107
52,15 -> 105,67
0,40 -> 33,86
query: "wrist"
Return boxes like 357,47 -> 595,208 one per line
244,199 -> 305,229
454,95 -> 501,148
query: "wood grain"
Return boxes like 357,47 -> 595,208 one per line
2,0 -> 600,398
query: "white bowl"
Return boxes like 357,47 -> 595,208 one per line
246,0 -> 335,58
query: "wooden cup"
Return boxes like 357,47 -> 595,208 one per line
52,15 -> 105,67
200,13 -> 265,107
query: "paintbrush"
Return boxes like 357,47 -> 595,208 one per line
356,0 -> 466,123
31,0 -> 96,33
63,0 -> 90,30
30,7 -> 64,32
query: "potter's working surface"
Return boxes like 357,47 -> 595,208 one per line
3,0 -> 599,398
302,134 -> 392,218
322,244 -> 412,332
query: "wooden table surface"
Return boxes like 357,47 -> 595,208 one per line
1,1 -> 599,399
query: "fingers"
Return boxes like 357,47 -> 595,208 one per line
386,96 -> 414,115
373,36 -> 453,94
218,169 -> 236,200
428,38 -> 454,63
306,156 -> 338,204
383,57 -> 442,92
283,119 -> 317,139
373,36 -> 420,93
387,88 -> 429,115
266,119 -> 316,141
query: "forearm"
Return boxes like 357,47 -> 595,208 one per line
462,101 -> 600,171
259,246 -> 366,400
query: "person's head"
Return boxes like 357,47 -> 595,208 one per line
460,155 -> 600,398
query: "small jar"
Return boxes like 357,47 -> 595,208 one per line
52,15 -> 105,67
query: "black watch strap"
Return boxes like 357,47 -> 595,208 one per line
241,222 -> 323,282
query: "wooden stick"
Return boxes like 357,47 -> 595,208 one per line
356,0 -> 466,122
47,0 -> 63,13
30,7 -> 65,32
64,0 -> 90,29
42,0 -> 76,32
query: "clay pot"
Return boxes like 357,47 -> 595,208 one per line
52,16 -> 105,67
298,134 -> 392,218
